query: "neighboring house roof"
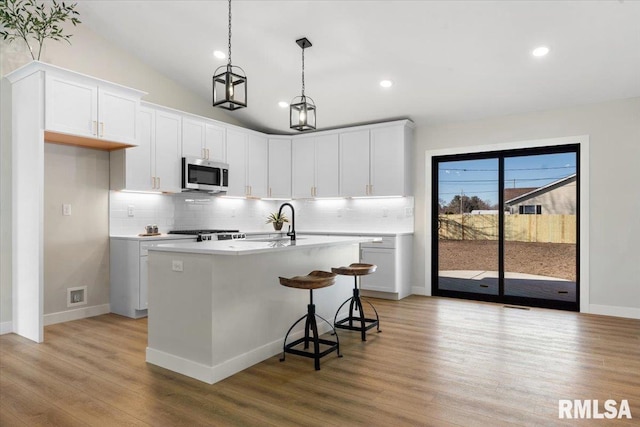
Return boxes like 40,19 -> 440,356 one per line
503,187 -> 537,202
505,174 -> 577,206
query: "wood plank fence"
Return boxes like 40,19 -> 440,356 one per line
438,214 -> 577,244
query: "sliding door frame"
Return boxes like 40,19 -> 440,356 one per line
424,135 -> 589,312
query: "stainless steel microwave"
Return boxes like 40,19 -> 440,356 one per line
182,157 -> 229,193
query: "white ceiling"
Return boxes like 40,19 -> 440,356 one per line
77,1 -> 640,134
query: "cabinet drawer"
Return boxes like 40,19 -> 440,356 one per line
140,238 -> 194,256
361,236 -> 396,249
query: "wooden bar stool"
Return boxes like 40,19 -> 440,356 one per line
332,263 -> 381,341
279,270 -> 342,370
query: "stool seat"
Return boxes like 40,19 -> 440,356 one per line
279,270 -> 336,290
331,263 -> 377,276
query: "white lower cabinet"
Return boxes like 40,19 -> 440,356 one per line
360,235 -> 413,299
110,237 -> 194,318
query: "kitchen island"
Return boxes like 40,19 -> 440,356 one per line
146,235 -> 375,384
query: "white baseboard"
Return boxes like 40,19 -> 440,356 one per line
411,286 -> 430,296
589,304 -> 640,320
0,321 -> 13,335
43,303 -> 111,326
146,323 -> 335,385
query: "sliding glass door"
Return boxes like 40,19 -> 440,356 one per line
432,145 -> 579,311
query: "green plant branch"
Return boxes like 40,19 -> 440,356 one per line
0,0 -> 81,60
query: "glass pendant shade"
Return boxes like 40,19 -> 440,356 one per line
290,95 -> 316,131
213,64 -> 247,110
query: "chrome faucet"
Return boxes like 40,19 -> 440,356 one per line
278,202 -> 296,241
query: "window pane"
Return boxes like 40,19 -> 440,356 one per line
437,158 -> 499,295
503,153 -> 577,302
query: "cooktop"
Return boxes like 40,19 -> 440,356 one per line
168,229 -> 240,235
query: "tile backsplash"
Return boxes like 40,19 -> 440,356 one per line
109,192 -> 414,235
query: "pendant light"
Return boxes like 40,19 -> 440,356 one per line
290,37 -> 316,131
213,0 -> 247,110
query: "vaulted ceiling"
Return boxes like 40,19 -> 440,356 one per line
78,1 -> 640,133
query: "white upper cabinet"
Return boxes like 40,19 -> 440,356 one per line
292,137 -> 315,198
338,121 -> 413,197
226,129 -> 248,197
314,134 -> 340,197
268,138 -> 292,199
45,73 -> 140,146
182,116 -> 227,161
339,129 -> 370,197
181,117 -> 206,159
111,105 -> 181,193
292,134 -> 339,198
226,129 -> 268,198
153,109 -> 182,193
370,125 -> 410,196
247,134 -> 268,198
205,122 -> 226,162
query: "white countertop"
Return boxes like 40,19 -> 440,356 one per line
297,230 -> 414,237
110,234 -> 196,241
148,235 -> 378,256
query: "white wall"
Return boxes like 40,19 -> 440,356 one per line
412,97 -> 640,317
44,144 -> 110,316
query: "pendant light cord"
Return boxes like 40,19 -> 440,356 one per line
227,0 -> 232,66
301,45 -> 305,97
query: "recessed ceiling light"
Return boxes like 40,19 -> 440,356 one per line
380,80 -> 393,88
213,50 -> 226,59
278,101 -> 289,108
532,46 -> 549,57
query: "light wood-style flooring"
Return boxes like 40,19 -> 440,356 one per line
1,296 -> 639,426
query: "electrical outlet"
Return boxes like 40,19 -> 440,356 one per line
405,207 -> 414,217
127,205 -> 135,217
62,204 -> 71,216
172,260 -> 183,272
382,208 -> 389,217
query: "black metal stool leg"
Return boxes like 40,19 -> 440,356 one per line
363,298 -> 382,333
281,288 -> 341,370
354,289 -> 367,341
316,314 -> 342,357
280,312 -> 309,362
333,273 -> 381,341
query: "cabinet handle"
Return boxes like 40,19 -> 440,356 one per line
92,120 -> 98,136
157,177 -> 161,189
314,186 -> 317,197
207,148 -> 210,159
202,148 -> 206,159
100,122 -> 105,137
